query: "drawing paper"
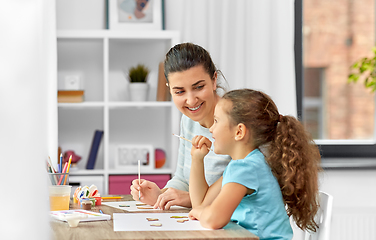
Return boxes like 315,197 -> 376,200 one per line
102,200 -> 189,212
50,209 -> 111,222
113,212 -> 211,231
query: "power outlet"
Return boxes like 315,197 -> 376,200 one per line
65,75 -> 80,90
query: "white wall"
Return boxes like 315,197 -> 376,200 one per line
0,0 -> 57,239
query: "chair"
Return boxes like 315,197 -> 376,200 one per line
304,191 -> 334,240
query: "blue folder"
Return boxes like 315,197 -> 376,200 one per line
86,130 -> 104,169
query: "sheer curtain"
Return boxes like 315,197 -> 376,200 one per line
0,0 -> 57,238
165,0 -> 296,116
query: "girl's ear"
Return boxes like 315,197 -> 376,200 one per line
235,123 -> 247,141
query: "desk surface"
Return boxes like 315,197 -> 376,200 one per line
50,195 -> 259,240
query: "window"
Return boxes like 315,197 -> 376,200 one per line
295,0 -> 376,160
303,67 -> 324,139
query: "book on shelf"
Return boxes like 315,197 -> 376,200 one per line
58,90 -> 84,103
156,62 -> 171,101
86,130 -> 104,170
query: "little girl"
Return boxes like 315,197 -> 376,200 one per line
188,89 -> 321,240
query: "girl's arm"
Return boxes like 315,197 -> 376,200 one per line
189,135 -> 218,207
189,182 -> 251,229
189,135 -> 226,208
189,165 -> 223,208
189,154 -> 207,207
189,135 -> 212,207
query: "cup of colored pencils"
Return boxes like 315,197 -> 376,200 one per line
47,155 -> 72,185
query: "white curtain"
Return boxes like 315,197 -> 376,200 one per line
165,0 -> 297,117
0,0 -> 57,239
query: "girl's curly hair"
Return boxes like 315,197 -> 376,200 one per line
222,89 -> 322,232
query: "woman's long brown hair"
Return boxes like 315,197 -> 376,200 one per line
223,89 -> 322,232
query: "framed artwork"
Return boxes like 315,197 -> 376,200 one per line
109,0 -> 162,30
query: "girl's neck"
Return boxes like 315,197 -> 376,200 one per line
230,145 -> 256,161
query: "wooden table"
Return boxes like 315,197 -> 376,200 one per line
50,195 -> 259,240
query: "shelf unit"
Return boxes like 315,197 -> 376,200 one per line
57,30 -> 180,194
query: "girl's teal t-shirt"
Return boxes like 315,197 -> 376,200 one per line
222,149 -> 293,240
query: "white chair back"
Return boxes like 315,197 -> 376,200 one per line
304,191 -> 334,240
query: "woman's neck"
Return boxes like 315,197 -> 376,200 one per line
199,94 -> 220,129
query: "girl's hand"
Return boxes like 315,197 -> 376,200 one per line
188,206 -> 205,220
191,135 -> 212,160
130,179 -> 162,206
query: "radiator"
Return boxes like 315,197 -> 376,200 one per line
331,213 -> 376,240
291,209 -> 376,240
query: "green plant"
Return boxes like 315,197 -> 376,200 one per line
128,64 -> 150,83
348,47 -> 376,92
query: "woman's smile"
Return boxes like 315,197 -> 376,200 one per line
187,102 -> 204,112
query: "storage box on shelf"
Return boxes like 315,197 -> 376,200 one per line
57,30 -> 181,194
109,174 -> 171,195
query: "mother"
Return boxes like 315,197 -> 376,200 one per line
130,43 -> 231,210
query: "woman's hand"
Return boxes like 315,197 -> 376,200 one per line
130,179 -> 162,206
191,135 -> 212,161
153,188 -> 192,210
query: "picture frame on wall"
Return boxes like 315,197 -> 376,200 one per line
109,0 -> 162,31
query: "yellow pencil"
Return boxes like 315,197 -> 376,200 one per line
101,196 -> 123,199
63,155 -> 72,185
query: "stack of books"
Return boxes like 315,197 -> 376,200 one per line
58,90 -> 84,103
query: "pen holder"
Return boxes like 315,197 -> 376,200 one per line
48,173 -> 69,185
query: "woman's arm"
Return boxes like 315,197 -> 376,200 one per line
164,117 -> 189,191
189,182 -> 251,229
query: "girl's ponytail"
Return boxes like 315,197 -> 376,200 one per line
268,115 -> 322,232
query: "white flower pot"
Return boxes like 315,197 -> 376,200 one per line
129,82 -> 149,101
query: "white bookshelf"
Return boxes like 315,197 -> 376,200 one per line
57,30 -> 180,194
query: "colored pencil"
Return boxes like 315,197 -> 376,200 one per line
47,157 -> 58,183
63,155 -> 72,185
47,165 -> 56,185
101,196 -> 123,199
172,133 -> 212,151
48,156 -> 57,173
57,162 -> 68,185
59,153 -> 63,173
138,159 -> 141,200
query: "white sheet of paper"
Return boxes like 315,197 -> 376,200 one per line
102,201 -> 189,212
113,212 -> 211,231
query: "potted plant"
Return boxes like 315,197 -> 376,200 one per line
348,46 -> 376,92
128,64 -> 150,101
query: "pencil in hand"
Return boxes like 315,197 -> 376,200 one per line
138,159 -> 141,200
172,133 -> 212,151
